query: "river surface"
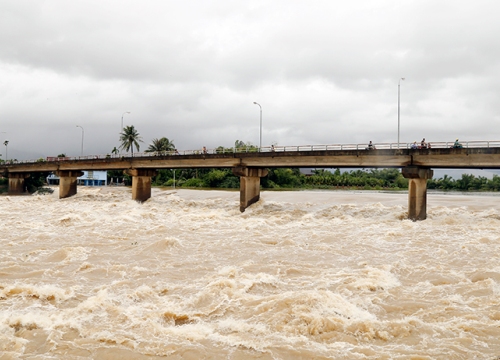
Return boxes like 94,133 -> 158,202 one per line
1,188 -> 499,359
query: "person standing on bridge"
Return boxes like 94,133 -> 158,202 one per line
367,141 -> 375,150
453,139 -> 462,148
421,138 -> 427,149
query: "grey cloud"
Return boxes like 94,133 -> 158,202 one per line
1,0 -> 500,162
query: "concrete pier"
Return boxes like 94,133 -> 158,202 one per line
8,173 -> 30,194
56,170 -> 84,198
232,167 -> 268,212
124,169 -> 158,202
402,166 -> 434,221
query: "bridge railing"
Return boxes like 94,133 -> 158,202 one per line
6,140 -> 500,165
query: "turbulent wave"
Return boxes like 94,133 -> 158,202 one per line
1,187 -> 499,359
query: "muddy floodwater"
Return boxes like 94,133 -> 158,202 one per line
1,188 -> 500,359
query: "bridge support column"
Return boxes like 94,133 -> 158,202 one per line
124,169 -> 158,202
402,166 -> 433,221
232,167 -> 268,212
56,171 -> 84,198
8,173 -> 30,194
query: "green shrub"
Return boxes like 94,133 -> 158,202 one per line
164,179 -> 174,186
219,177 -> 240,189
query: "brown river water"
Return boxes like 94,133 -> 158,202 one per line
1,187 -> 500,359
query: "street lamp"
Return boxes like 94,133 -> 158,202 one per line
0,132 -> 5,159
76,125 -> 84,156
398,77 -> 405,148
120,112 -> 130,154
121,111 -> 130,132
3,140 -> 9,161
253,102 -> 262,149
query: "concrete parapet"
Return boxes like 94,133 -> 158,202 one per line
8,173 -> 30,194
124,168 -> 158,202
402,166 -> 433,221
56,170 -> 84,198
232,167 -> 269,212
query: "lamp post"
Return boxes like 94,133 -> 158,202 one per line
3,140 -> 8,161
253,102 -> 262,149
398,77 -> 405,148
0,132 -> 5,160
76,125 -> 84,156
121,111 -> 130,132
120,111 -> 130,154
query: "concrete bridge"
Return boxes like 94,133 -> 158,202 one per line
2,140 -> 500,220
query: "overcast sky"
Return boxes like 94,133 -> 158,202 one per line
1,0 -> 499,161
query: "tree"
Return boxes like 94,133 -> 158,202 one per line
25,172 -> 51,193
111,147 -> 119,155
145,137 -> 175,155
488,175 -> 500,191
119,125 -> 143,156
204,169 -> 233,187
234,140 -> 245,149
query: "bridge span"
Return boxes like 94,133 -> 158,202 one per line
2,141 -> 500,220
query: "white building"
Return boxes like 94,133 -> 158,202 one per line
47,171 -> 108,186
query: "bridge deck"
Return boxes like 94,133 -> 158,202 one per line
2,147 -> 500,173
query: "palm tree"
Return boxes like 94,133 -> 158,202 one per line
145,137 -> 175,156
119,125 -> 143,156
235,140 -> 245,148
111,146 -> 119,155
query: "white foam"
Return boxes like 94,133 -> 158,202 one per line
1,189 -> 500,358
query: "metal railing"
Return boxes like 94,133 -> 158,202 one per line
5,140 -> 500,165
